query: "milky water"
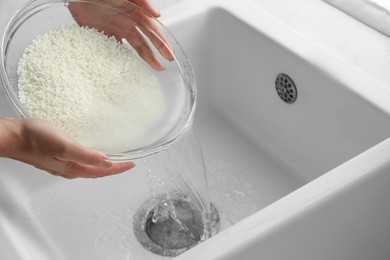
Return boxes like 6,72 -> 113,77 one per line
26,160 -> 261,260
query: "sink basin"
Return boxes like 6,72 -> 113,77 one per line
2,0 -> 390,259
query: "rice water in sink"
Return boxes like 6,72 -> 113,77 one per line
3,0 -> 390,259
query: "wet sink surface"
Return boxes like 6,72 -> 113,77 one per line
2,0 -> 390,259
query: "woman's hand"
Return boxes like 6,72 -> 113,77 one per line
69,0 -> 174,70
0,118 -> 135,179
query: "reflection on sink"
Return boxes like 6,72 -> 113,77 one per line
2,0 -> 390,259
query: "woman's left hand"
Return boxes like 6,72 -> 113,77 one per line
69,0 -> 174,71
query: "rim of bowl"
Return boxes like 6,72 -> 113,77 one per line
0,0 -> 197,161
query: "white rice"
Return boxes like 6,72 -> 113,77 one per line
17,25 -> 165,152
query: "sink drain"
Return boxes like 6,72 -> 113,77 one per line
275,73 -> 297,103
133,193 -> 220,257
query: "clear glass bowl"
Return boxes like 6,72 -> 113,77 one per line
0,0 -> 196,161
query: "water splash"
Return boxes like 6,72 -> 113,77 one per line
207,160 -> 262,229
27,158 -> 261,260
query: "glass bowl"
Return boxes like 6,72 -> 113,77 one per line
0,0 -> 196,161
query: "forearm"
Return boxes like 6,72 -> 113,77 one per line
0,118 -> 24,158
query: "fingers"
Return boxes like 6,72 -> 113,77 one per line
125,5 -> 174,60
42,138 -> 134,178
39,158 -> 135,179
53,143 -> 136,178
116,2 -> 174,67
59,161 -> 136,179
128,0 -> 160,17
109,0 -> 160,17
125,27 -> 167,70
56,144 -> 112,168
138,24 -> 174,61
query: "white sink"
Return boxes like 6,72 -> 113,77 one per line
2,0 -> 390,259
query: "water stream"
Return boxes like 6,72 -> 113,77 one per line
135,128 -> 217,256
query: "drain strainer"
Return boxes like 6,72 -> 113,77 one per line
133,193 -> 220,257
275,73 -> 297,103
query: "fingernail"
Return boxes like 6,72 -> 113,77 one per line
162,47 -> 174,61
99,159 -> 113,168
153,61 -> 166,71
